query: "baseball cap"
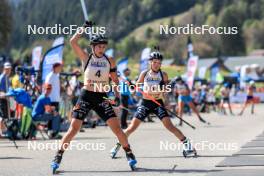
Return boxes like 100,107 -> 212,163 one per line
4,62 -> 12,69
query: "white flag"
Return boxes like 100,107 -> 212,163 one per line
198,66 -> 207,79
52,37 -> 64,47
186,56 -> 199,89
140,48 -> 151,72
32,46 -> 42,70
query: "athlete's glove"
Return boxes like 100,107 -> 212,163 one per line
83,20 -> 95,28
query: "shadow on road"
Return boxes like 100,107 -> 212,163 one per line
0,157 -> 32,160
0,145 -> 24,148
74,136 -> 111,140
114,155 -> 233,159
56,168 -> 223,174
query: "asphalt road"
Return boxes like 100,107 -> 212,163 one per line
1,104 -> 264,176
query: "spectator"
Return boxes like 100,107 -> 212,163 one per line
0,62 -> 12,136
69,69 -> 82,106
207,88 -> 216,112
239,81 -> 256,115
45,63 -> 62,112
32,84 -> 61,139
213,83 -> 222,112
12,66 -> 23,89
220,83 -> 234,115
12,66 -> 24,119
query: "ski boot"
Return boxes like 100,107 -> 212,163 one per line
182,138 -> 197,158
124,147 -> 137,171
51,151 -> 63,174
110,142 -> 121,159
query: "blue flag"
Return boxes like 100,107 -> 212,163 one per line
211,64 -> 219,85
41,44 -> 64,82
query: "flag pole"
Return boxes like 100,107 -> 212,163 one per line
80,0 -> 88,21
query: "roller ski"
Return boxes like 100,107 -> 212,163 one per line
51,151 -> 63,174
182,138 -> 197,158
110,142 -> 121,159
125,149 -> 137,171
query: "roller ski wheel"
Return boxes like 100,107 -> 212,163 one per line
110,143 -> 121,159
51,152 -> 63,174
182,138 -> 198,158
126,151 -> 137,171
183,148 -> 197,158
51,161 -> 60,174
128,159 -> 137,171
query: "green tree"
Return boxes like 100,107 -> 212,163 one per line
11,0 -> 196,50
243,19 -> 264,53
145,27 -> 153,39
117,36 -> 144,57
0,0 -> 12,50
217,3 -> 247,55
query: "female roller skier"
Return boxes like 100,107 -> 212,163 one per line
110,49 -> 197,159
51,22 -> 137,173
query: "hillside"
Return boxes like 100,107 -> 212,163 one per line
2,0 -> 264,68
9,0 -> 196,49
126,12 -> 189,41
116,0 -> 264,63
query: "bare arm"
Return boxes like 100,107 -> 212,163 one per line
136,71 -> 146,85
109,58 -> 120,98
136,70 -> 148,92
162,71 -> 169,96
70,27 -> 88,61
